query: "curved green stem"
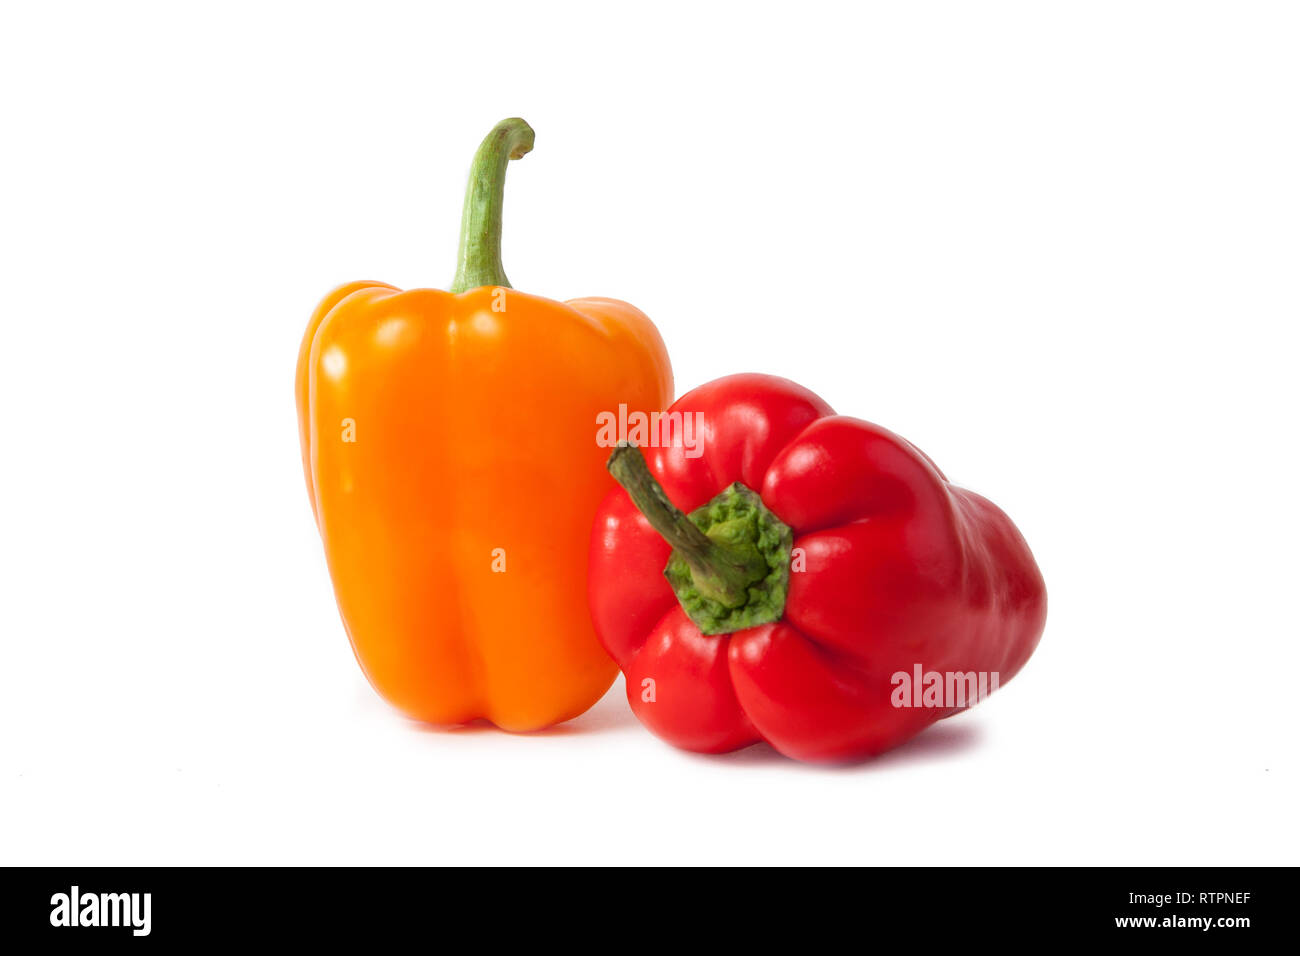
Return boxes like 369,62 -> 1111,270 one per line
449,118 -> 535,294
607,444 -> 767,609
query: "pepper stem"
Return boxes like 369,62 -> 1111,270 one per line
607,444 -> 769,609
449,118 -> 535,294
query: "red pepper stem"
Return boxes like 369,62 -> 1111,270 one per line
449,118 -> 535,294
606,443 -> 766,609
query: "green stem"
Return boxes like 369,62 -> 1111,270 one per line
449,118 -> 535,294
607,444 -> 767,609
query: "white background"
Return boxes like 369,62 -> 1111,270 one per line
2,1 -> 1296,866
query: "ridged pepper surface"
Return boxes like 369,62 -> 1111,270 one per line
589,374 -> 1045,761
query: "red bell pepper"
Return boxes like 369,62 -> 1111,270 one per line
588,373 -> 1047,762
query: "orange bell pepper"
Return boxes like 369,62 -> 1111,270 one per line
296,118 -> 672,730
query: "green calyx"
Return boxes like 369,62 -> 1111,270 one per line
606,444 -> 793,636
449,117 -> 535,294
665,483 -> 794,634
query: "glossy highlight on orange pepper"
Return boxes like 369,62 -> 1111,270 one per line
296,119 -> 672,730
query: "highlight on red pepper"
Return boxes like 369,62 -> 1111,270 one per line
588,373 -> 1047,762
